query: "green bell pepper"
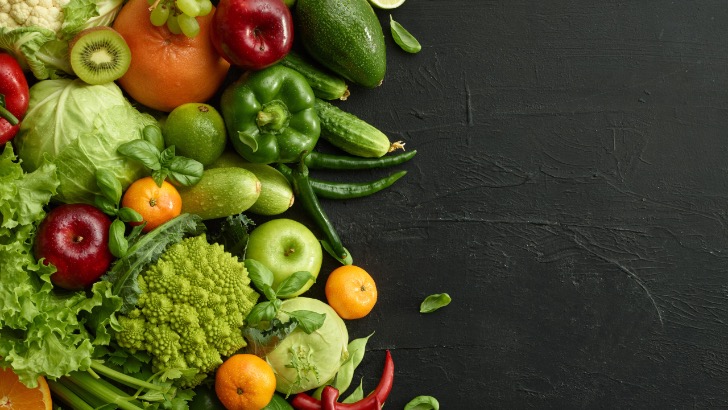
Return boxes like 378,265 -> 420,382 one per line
221,65 -> 321,164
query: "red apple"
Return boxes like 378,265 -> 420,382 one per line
211,0 -> 293,70
34,204 -> 114,290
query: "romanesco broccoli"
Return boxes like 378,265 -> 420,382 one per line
114,234 -> 259,388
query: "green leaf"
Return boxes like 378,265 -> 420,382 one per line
420,293 -> 451,313
341,378 -> 364,404
159,145 -> 176,167
262,393 -> 294,410
94,195 -> 119,216
142,124 -> 165,152
151,169 -> 168,187
404,395 -> 440,410
117,139 -> 162,170
390,15 -> 422,53
334,332 -> 373,394
246,300 -> 281,327
275,271 -> 314,298
95,169 -> 123,204
208,213 -> 254,260
166,156 -> 203,186
108,219 -> 129,258
320,240 -> 353,265
287,310 -> 325,334
118,207 -> 143,223
245,259 -> 276,295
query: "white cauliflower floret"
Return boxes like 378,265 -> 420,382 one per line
1,0 -> 72,33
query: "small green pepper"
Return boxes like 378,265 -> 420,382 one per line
221,65 -> 321,164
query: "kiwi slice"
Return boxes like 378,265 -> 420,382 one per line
69,27 -> 131,85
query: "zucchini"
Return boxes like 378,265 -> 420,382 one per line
315,98 -> 403,158
280,53 -> 350,101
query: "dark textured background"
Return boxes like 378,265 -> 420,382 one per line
283,1 -> 728,408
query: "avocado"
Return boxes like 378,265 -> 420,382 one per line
295,0 -> 386,88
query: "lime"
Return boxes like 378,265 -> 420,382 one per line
163,103 -> 227,166
367,0 -> 405,9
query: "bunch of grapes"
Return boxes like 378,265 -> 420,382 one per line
147,0 -> 213,37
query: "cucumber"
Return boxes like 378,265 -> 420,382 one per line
208,151 -> 295,216
315,98 -> 402,158
295,0 -> 386,88
280,53 -> 350,101
178,167 -> 261,220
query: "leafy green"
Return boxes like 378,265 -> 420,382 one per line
14,79 -> 158,204
102,213 -> 206,314
390,16 -> 422,54
404,395 -> 440,410
207,213 -> 255,260
0,143 -> 122,387
420,293 -> 451,313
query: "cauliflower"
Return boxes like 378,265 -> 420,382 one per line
1,0 -> 71,33
115,235 -> 260,388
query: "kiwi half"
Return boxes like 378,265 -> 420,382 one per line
70,27 -> 131,85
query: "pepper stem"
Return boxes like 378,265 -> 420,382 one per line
256,100 -> 290,133
0,104 -> 19,126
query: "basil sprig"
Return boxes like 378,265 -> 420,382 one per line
117,124 -> 203,188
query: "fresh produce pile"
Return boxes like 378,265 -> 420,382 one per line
0,0 -> 443,409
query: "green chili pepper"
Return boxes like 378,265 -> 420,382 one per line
290,155 -> 348,260
304,149 -> 417,170
220,65 -> 321,164
277,164 -> 407,200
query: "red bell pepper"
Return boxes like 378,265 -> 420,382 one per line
0,53 -> 30,145
291,350 -> 394,410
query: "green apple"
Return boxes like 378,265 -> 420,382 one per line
245,218 -> 323,297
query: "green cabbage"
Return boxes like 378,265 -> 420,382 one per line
14,79 -> 156,204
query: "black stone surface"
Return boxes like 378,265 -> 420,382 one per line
279,1 -> 728,408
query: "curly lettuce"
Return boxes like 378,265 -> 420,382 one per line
0,143 -> 122,387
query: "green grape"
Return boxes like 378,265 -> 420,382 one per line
150,4 -> 170,27
176,0 -> 200,17
166,13 -> 182,34
177,14 -> 200,38
196,0 -> 212,17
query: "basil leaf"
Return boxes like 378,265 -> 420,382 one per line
390,15 -> 422,53
151,169 -> 168,187
95,169 -> 122,203
118,139 -> 162,170
404,396 -> 440,410
262,394 -> 294,410
94,195 -> 119,216
275,271 -> 314,298
142,124 -> 165,152
287,310 -> 325,334
247,300 -> 279,327
166,156 -> 204,186
245,259 -> 276,293
108,219 -> 129,258
320,240 -> 353,266
208,213 -> 254,260
420,293 -> 451,313
118,207 -> 143,223
159,145 -> 176,167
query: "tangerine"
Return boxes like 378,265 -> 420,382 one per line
112,0 -> 230,112
0,367 -> 52,410
215,354 -> 276,410
121,177 -> 182,232
325,265 -> 378,320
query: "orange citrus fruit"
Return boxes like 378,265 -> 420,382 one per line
121,177 -> 182,232
325,265 -> 378,320
0,367 -> 52,410
112,0 -> 230,112
215,354 -> 276,410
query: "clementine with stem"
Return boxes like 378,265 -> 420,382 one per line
325,265 -> 378,319
121,177 -> 182,232
215,354 -> 276,410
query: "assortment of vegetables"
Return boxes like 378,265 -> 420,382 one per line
0,0 -> 447,408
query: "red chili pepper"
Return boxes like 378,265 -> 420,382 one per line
0,53 -> 30,145
291,350 -> 394,410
